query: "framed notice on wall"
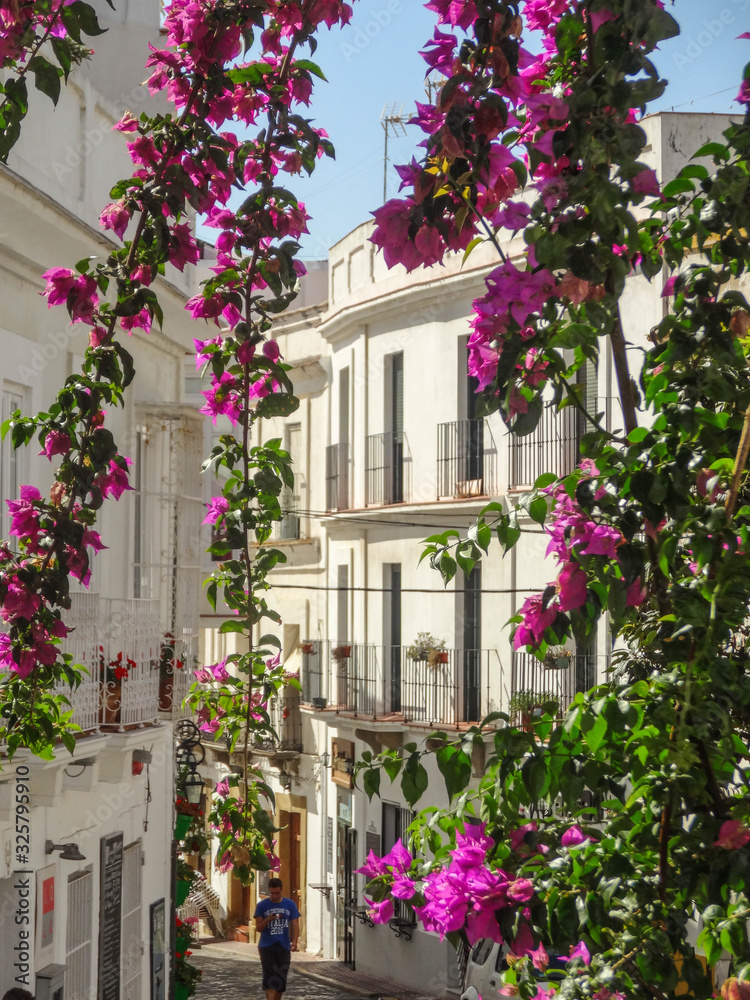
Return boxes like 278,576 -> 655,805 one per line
150,899 -> 166,1000
98,833 -> 123,1000
35,864 -> 55,967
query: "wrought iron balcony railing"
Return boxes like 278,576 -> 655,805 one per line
366,431 -> 404,505
508,405 -> 579,489
437,419 -> 494,499
325,443 -> 350,511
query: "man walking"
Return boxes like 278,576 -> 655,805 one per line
254,877 -> 300,1000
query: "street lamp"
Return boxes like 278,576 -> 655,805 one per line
183,769 -> 204,805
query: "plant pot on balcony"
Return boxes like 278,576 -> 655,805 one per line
301,643 -> 315,654
311,697 -> 327,710
332,645 -> 351,660
174,814 -> 192,841
175,983 -> 190,1000
175,879 -> 191,906
434,651 -> 449,664
101,680 -> 121,724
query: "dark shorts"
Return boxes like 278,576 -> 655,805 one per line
259,943 -> 292,992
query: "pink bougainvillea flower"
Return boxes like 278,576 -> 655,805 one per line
556,561 -> 588,612
626,577 -> 647,607
381,838 -> 412,873
514,592 -> 558,650
40,429 -> 72,459
100,201 -> 131,240
630,167 -> 661,196
466,906 -> 503,946
203,496 -> 230,525
367,897 -> 394,924
354,850 -> 387,880
561,824 -> 595,848
529,939 -> 549,972
714,819 -> 750,849
509,922 -> 535,958
95,459 -> 134,500
570,940 -> 591,965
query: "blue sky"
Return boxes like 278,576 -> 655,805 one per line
261,1 -> 750,258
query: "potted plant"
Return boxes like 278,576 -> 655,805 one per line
332,644 -> 351,660
99,646 -> 135,724
544,645 -> 572,671
174,797 -> 202,841
407,632 -> 447,665
174,932 -> 202,999
301,641 -> 315,654
176,856 -> 197,906
508,690 -> 557,731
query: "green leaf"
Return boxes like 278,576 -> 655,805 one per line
362,767 -> 381,801
436,746 -> 472,801
401,754 -> 429,807
584,712 -> 607,754
528,497 -> 548,525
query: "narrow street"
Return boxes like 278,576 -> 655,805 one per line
192,952 -> 369,1000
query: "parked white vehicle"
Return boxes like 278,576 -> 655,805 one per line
461,939 -> 508,999
461,939 -> 562,999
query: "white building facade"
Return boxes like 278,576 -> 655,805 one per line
196,112 -> 738,993
0,1 -> 205,995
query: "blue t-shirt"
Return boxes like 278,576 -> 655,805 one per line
255,896 -> 300,949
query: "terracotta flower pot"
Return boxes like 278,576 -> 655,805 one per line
102,681 -> 121,724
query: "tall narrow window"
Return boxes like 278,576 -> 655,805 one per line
280,423 -> 302,540
337,565 -> 348,643
383,564 -> 401,713
1,386 -> 25,543
462,566 -> 482,722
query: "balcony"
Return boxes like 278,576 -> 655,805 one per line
326,443 -> 350,511
511,650 -> 604,718
437,419 -> 497,499
59,594 -> 164,731
254,688 -> 303,755
366,431 -> 404,505
508,405 -> 578,489
300,642 -> 503,727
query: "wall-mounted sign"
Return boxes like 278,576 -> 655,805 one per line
35,864 -> 56,968
326,817 -> 333,874
98,833 -> 123,1000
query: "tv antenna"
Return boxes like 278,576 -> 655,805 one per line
380,102 -> 408,203
425,73 -> 446,104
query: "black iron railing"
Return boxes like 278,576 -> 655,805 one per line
508,405 -> 578,489
301,640 -> 325,704
511,651 -> 601,718
396,647 -> 489,724
255,691 -> 303,753
365,431 -> 404,505
332,644 -> 378,716
326,443 -> 349,511
437,419 -> 485,499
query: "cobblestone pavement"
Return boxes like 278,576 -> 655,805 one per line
193,953 -> 365,1000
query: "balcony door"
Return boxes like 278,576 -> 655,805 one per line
386,353 -> 404,503
384,564 -> 401,713
462,566 -> 481,722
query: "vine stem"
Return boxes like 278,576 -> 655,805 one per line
725,402 -> 750,523
12,75 -> 207,737
239,0 -> 316,837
